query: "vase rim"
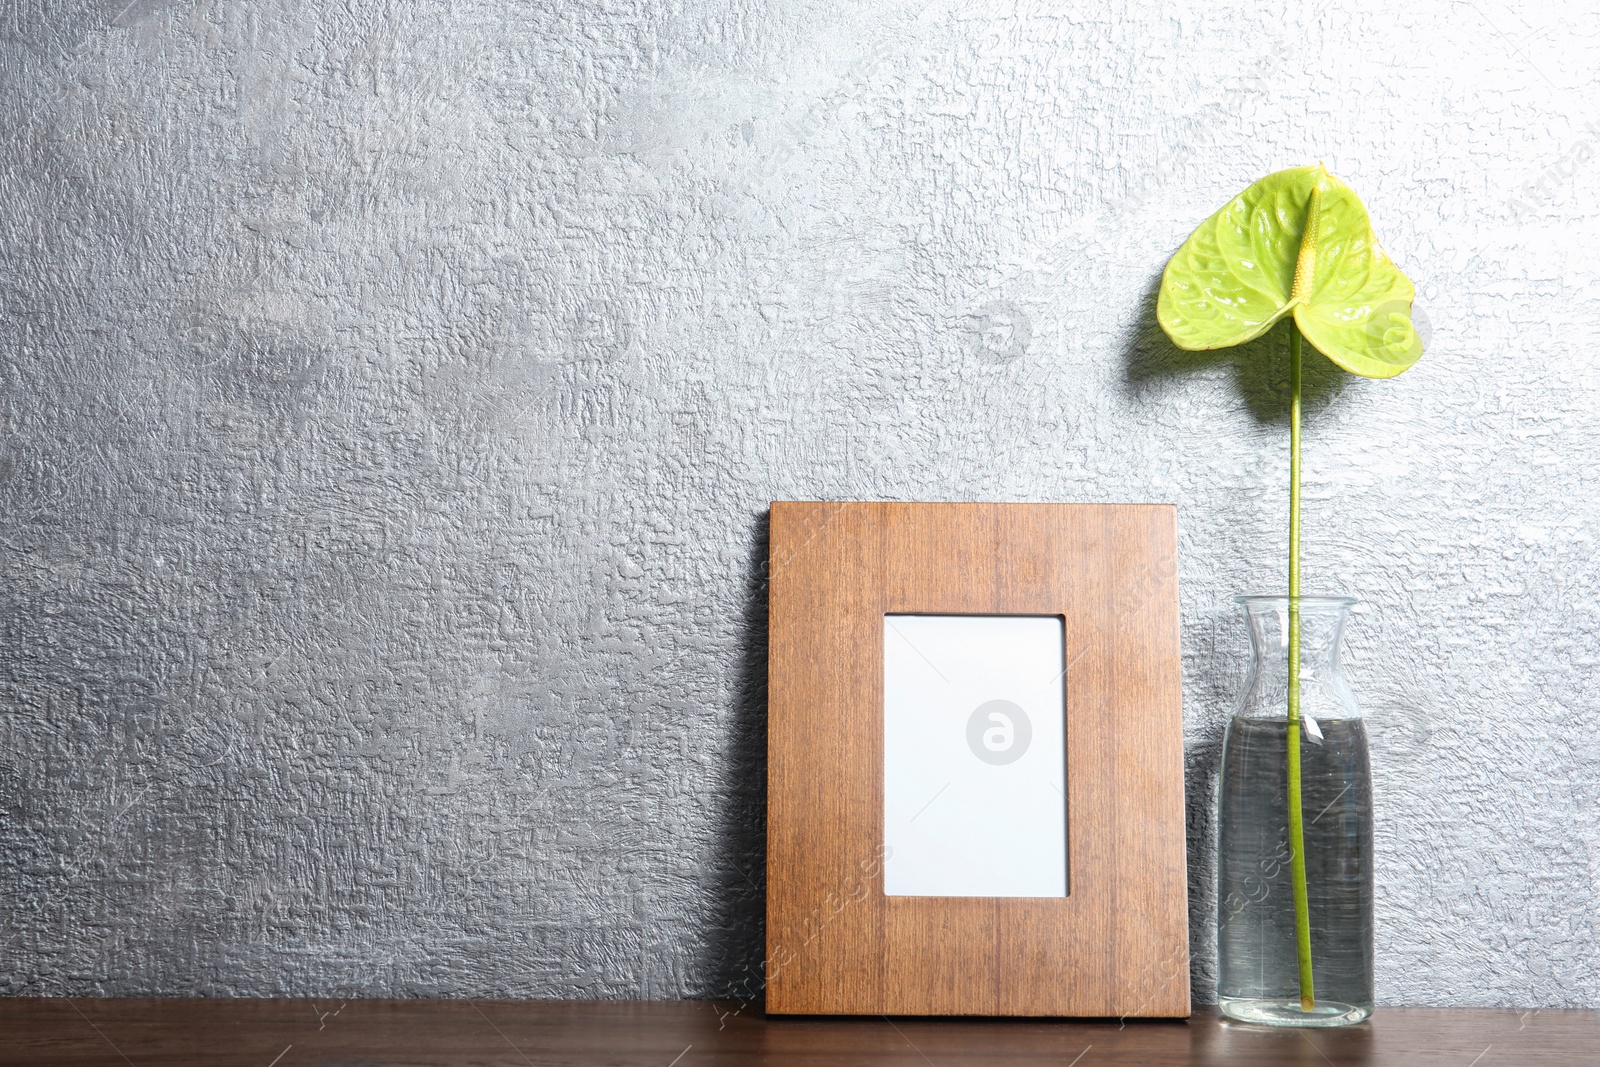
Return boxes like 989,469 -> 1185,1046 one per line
1233,593 -> 1359,607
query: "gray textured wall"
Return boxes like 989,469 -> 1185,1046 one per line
1,0 -> 1597,1006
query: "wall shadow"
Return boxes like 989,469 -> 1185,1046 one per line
700,508 -> 770,1009
1121,273 -> 1352,423
699,286 -> 1360,1003
1120,272 -> 1361,1001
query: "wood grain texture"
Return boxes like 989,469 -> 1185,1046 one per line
2,1000 -> 1594,1067
765,502 -> 1187,1016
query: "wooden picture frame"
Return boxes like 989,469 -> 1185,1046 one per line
765,501 -> 1188,1016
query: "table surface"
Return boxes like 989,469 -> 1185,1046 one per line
3,999 -> 1597,1066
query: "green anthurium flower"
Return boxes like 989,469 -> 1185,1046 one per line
1157,164 -> 1423,378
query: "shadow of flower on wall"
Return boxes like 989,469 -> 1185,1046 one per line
1120,274 -> 1353,426
1116,271 -> 1360,1005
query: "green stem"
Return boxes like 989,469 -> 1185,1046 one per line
1287,324 -> 1315,1012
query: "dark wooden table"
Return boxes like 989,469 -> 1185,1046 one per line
3,999 -> 1596,1066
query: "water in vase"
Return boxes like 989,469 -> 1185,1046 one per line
1217,714 -> 1374,1026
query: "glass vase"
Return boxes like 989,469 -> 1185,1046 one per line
1216,595 -> 1373,1027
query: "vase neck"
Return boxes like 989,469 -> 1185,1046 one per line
1233,595 -> 1360,720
